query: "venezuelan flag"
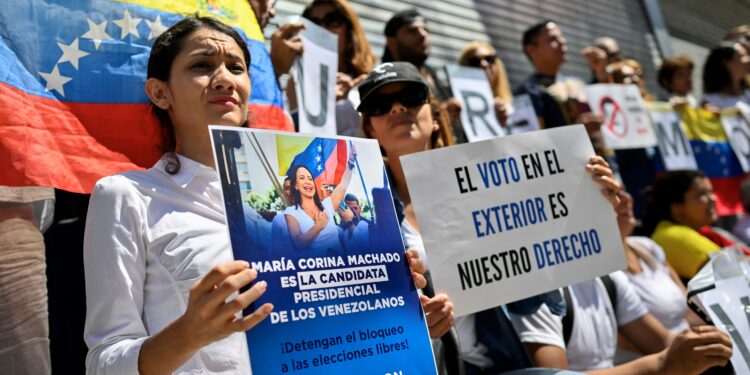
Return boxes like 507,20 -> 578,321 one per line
679,106 -> 747,215
276,134 -> 348,199
0,0 -> 291,193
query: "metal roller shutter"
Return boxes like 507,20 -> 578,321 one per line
272,0 -> 663,94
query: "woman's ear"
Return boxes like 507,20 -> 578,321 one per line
145,78 -> 171,110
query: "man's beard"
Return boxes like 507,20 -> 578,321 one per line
396,44 -> 428,67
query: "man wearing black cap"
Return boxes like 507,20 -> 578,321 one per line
382,9 -> 452,101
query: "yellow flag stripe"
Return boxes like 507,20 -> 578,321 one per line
114,0 -> 264,41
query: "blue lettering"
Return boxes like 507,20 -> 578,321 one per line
472,211 -> 484,238
534,243 -> 545,269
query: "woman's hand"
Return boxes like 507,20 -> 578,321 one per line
180,261 -> 273,348
586,155 -> 621,208
493,97 -> 508,125
405,249 -> 427,289
312,211 -> 329,230
420,294 -> 455,339
271,22 -> 305,78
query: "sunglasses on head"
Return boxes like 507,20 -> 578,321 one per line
466,54 -> 497,67
361,85 -> 429,116
309,10 -> 346,28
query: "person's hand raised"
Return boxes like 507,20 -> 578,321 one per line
271,22 -> 306,78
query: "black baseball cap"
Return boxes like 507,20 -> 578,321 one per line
357,62 -> 427,112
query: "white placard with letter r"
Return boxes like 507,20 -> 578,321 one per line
445,65 -> 505,142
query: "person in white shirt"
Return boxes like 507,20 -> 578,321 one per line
83,16 -> 439,374
508,193 -> 732,375
702,42 -> 750,109
613,191 -> 704,364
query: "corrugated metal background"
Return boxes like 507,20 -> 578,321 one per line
660,0 -> 750,48
271,0 -> 663,93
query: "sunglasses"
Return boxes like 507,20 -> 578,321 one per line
361,85 -> 429,116
466,54 -> 497,67
308,10 -> 347,28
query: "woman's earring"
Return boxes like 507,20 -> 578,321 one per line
433,122 -> 439,131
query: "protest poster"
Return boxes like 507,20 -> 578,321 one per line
505,94 -> 540,135
585,84 -> 657,149
647,102 -> 698,170
720,103 -> 750,173
445,65 -> 505,142
697,276 -> 750,374
291,16 -> 338,136
401,125 -> 625,316
209,127 -> 437,374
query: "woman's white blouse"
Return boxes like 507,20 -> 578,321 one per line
83,154 -> 251,374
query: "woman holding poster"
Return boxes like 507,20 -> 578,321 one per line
82,16 -> 431,375
284,148 -> 356,254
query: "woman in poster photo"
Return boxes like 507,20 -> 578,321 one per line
283,148 -> 356,254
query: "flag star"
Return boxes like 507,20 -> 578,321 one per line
315,155 -> 322,162
56,38 -> 89,70
146,15 -> 168,40
317,145 -> 322,152
39,65 -> 72,97
114,9 -> 142,39
693,145 -> 701,154
81,18 -> 111,49
317,165 -> 322,172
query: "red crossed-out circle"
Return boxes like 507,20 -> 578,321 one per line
599,96 -> 628,138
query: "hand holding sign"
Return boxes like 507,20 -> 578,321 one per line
271,22 -> 306,77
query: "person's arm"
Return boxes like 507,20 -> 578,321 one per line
270,22 -> 305,79
529,326 -> 731,375
619,314 -> 672,355
586,155 -> 621,208
84,177 -> 153,374
139,263 -> 272,374
589,326 -> 732,375
330,146 -> 356,209
83,178 -> 272,375
285,212 -> 328,249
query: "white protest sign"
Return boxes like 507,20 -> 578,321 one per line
291,16 -> 338,136
401,125 -> 625,316
585,84 -> 657,149
721,103 -> 750,173
506,94 -> 540,135
697,276 -> 750,374
445,65 -> 505,142
647,102 -> 698,170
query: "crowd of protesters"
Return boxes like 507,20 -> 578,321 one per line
5,0 -> 750,374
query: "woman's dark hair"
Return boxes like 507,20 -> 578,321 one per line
641,170 -> 706,236
703,42 -> 740,94
147,16 -> 251,173
287,165 -> 325,211
302,0 -> 376,76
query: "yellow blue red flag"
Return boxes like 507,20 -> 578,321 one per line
0,0 -> 291,193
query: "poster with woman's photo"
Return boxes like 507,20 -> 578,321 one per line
209,126 -> 437,375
